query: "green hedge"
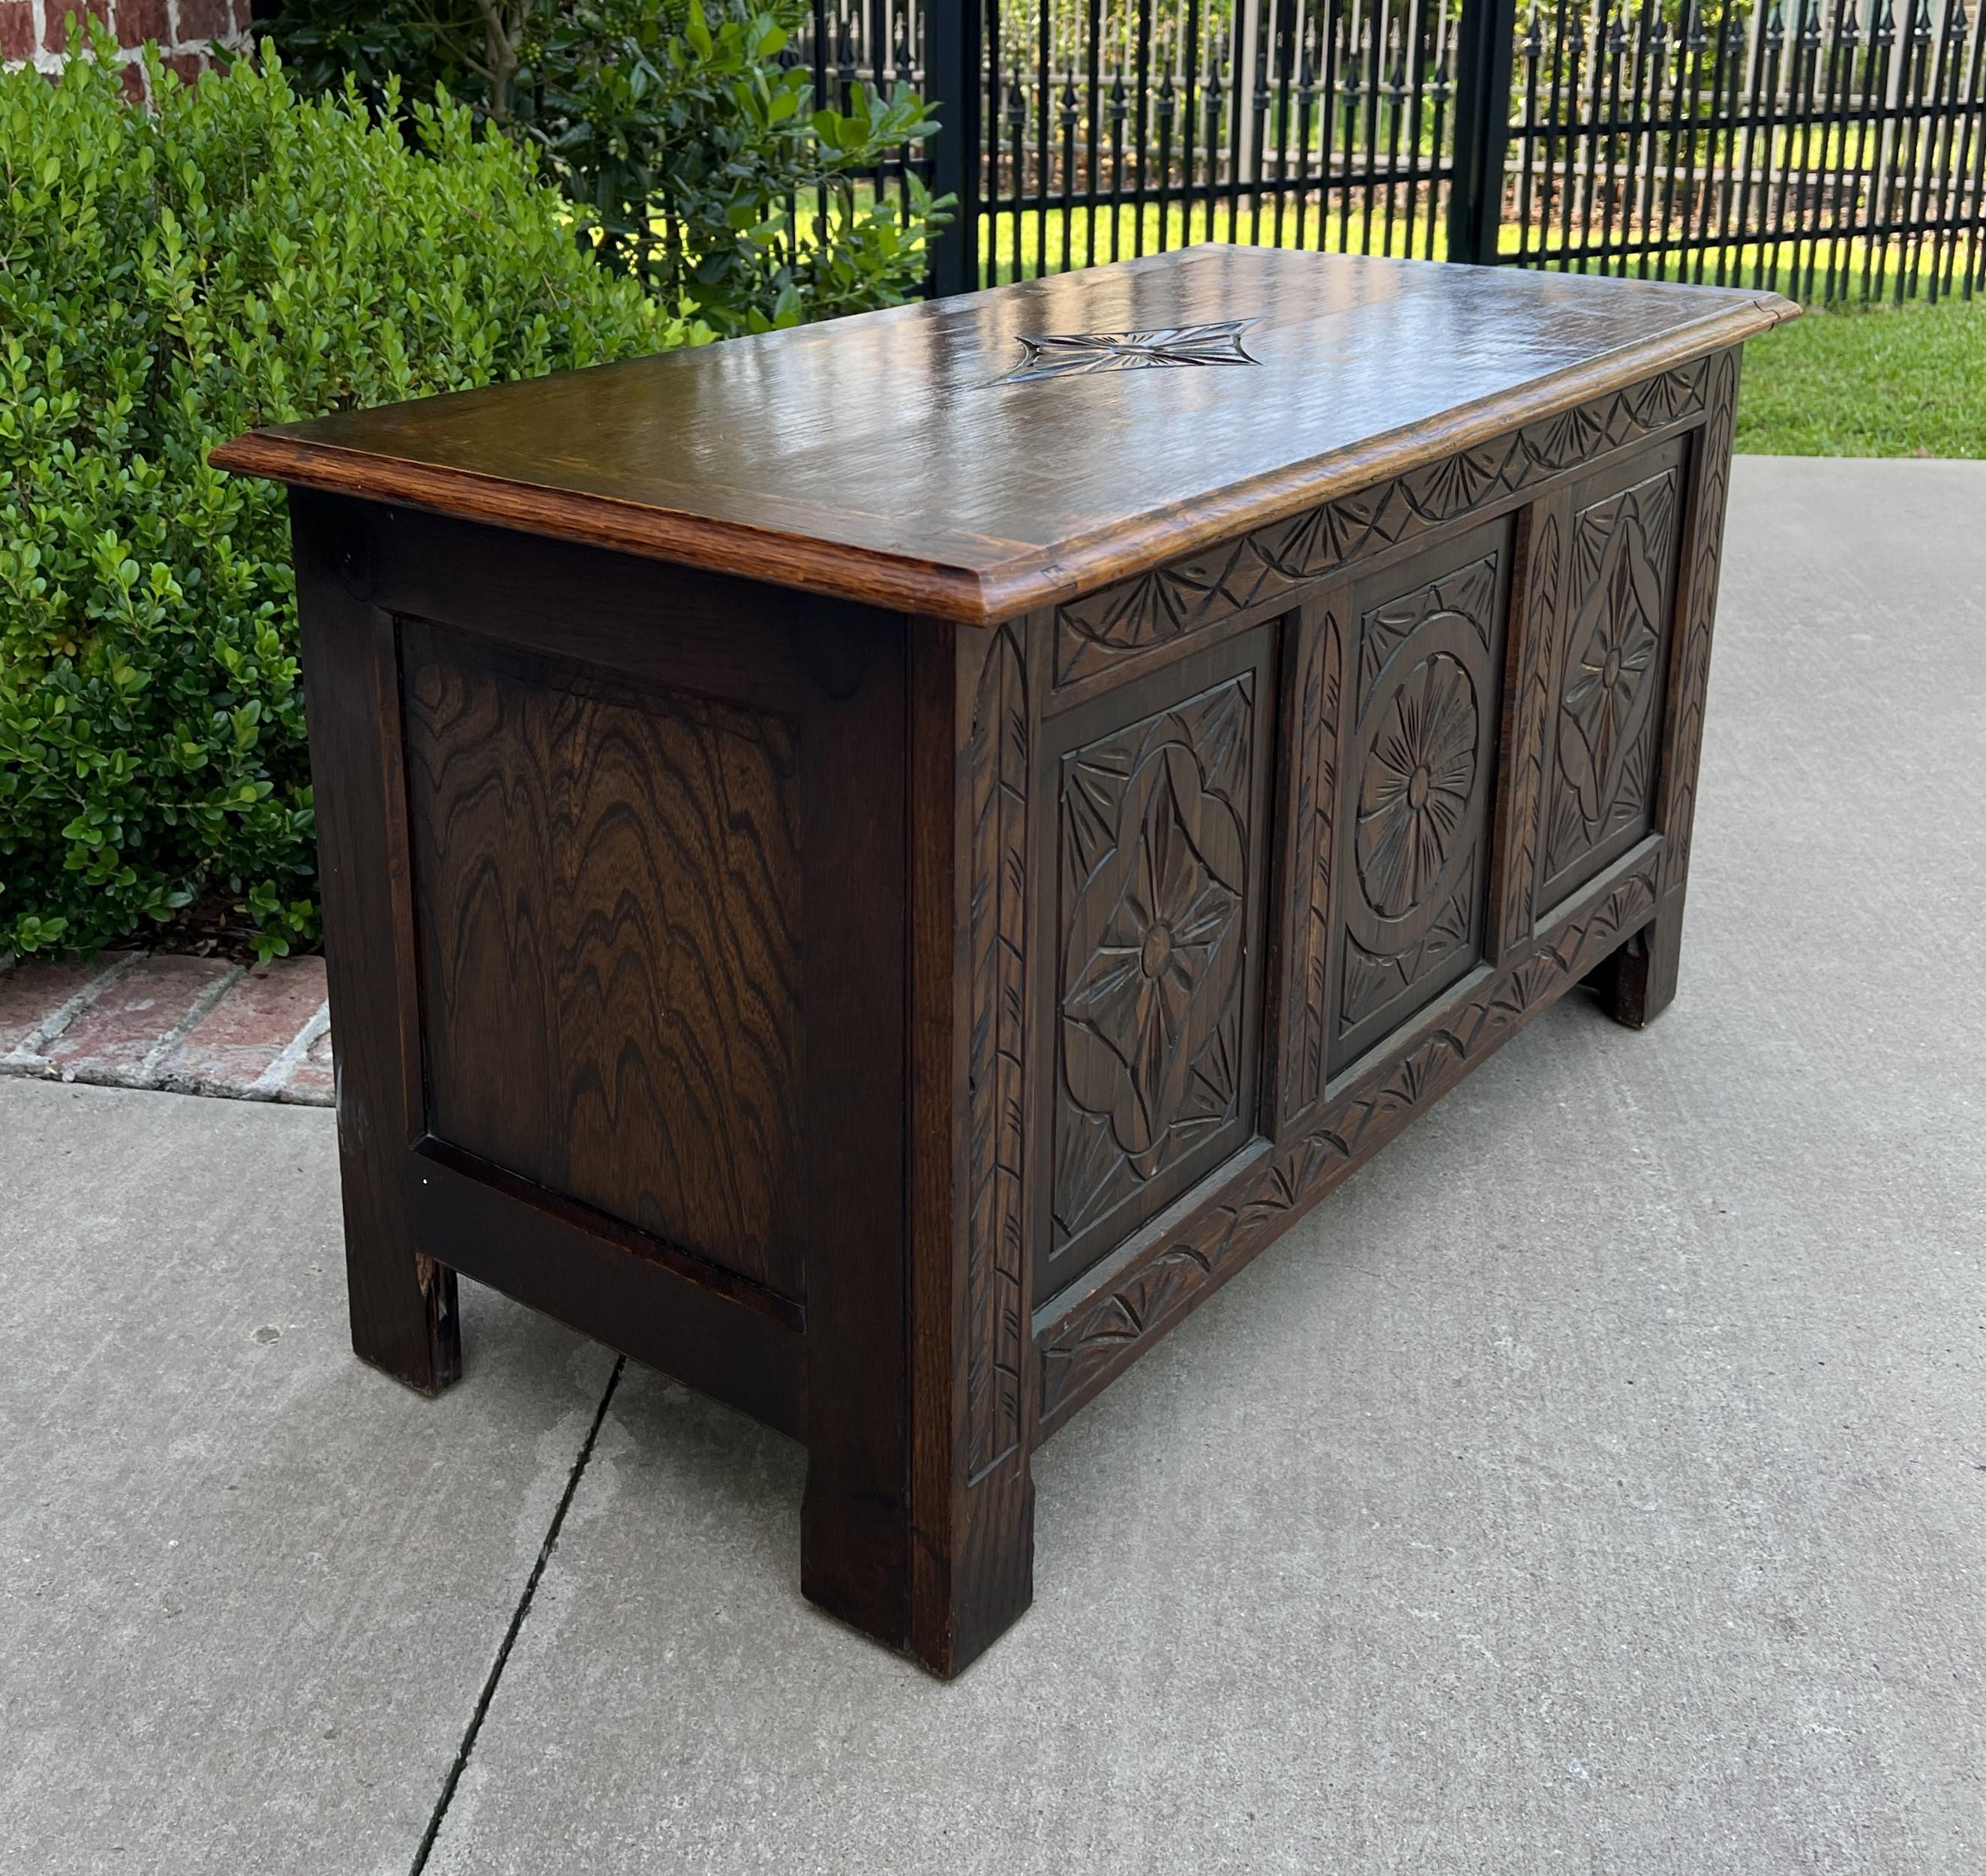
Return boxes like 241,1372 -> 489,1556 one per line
0,36 -> 699,959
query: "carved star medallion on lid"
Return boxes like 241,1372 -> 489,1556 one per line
998,319 -> 1262,384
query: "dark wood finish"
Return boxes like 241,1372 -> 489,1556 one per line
1536,444 -> 1684,911
291,502 -> 460,1398
1036,845 -> 1662,1433
1596,349 -> 1744,1028
224,256 -> 1781,1679
1487,492 -> 1568,962
401,619 -> 808,1299
902,620 -> 1036,1677
1273,587 -> 1347,1131
408,1136 -> 804,1436
214,251 -> 1793,625
1038,630 -> 1276,1301
1330,522 -> 1510,1075
792,611 -> 912,1646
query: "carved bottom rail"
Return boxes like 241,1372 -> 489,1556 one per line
1036,846 -> 1662,1434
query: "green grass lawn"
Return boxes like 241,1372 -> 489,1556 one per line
968,203 -> 1986,458
1735,294 -> 1986,458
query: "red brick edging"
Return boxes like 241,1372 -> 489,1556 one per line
0,950 -> 333,1106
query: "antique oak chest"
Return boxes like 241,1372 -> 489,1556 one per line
214,249 -> 1795,1676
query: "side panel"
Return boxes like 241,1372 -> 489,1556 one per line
401,618 -> 808,1302
290,493 -> 904,1433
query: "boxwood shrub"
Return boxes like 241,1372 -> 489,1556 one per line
0,35 -> 699,959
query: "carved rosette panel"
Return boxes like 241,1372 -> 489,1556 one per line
1540,467 -> 1680,904
1052,677 -> 1256,1265
1038,858 -> 1661,1429
1052,362 -> 1707,690
1333,552 -> 1502,1072
964,624 -> 1028,1481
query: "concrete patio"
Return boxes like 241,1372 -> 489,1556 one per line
4,456 -> 1982,1874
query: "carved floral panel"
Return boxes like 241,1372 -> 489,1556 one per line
1052,675 -> 1258,1275
1540,466 -> 1679,905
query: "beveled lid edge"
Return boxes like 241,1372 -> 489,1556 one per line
210,290 -> 1796,628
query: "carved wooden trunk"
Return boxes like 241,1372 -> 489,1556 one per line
214,250 -> 1795,1677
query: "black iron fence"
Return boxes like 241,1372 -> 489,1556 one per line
1508,0 -> 1986,302
798,0 -> 1986,299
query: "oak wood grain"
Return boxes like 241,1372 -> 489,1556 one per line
402,618 -> 809,1300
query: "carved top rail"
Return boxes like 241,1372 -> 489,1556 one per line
1051,362 -> 1711,692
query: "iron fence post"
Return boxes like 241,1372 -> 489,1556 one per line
1447,0 -> 1519,266
927,0 -> 983,296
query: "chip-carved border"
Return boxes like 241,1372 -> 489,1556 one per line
1660,348 -> 1740,899
964,623 -> 1029,1480
1277,598 -> 1345,1125
1490,502 -> 1564,959
1052,362 -> 1710,692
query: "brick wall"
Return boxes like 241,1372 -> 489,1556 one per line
1,0 -> 254,92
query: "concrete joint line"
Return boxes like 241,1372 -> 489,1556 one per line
0,953 -> 145,1076
407,1357 -> 626,1876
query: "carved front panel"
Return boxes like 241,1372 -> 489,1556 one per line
1330,524 -> 1510,1075
1538,452 -> 1682,909
402,619 -> 807,1301
1040,638 -> 1272,1302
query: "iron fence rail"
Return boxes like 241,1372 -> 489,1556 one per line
975,0 -> 1462,281
796,0 -> 1986,298
1509,0 -> 1986,300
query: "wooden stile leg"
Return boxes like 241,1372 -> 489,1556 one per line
908,622 -> 1036,1675
292,499 -> 461,1396
791,620 -> 1036,1677
800,621 -> 1036,1679
1594,347 -> 1742,1033
1588,914 -> 1679,1030
793,617 -> 915,1650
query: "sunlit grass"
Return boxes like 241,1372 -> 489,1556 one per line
975,197 -> 1982,303
1736,293 -> 1986,456
967,200 -> 1986,458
